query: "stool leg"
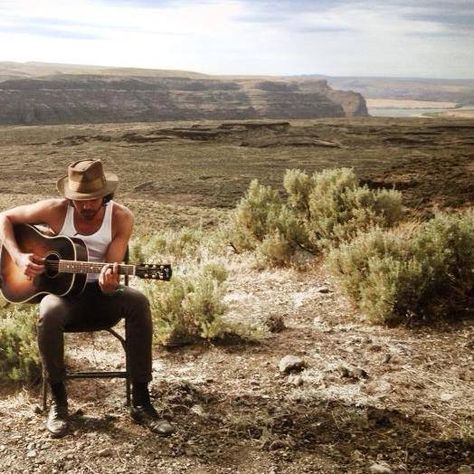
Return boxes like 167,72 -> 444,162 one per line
124,311 -> 131,407
126,377 -> 131,407
42,370 -> 48,412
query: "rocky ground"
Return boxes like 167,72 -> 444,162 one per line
0,259 -> 472,474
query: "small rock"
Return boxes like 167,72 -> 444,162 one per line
369,462 -> 394,474
353,368 -> 369,379
288,375 -> 304,387
268,439 -> 288,451
369,344 -> 383,352
190,405 -> 206,417
278,355 -> 306,374
458,465 -> 474,474
316,286 -> 331,294
265,314 -> 286,333
98,448 -> 114,457
440,392 -> 455,402
339,366 -> 351,378
351,449 -> 363,462
364,380 -> 392,396
27,450 -> 37,458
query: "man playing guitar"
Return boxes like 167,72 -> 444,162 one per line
0,159 -> 174,438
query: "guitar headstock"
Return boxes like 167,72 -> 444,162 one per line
135,264 -> 172,281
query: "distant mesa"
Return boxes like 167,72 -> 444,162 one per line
0,62 -> 368,125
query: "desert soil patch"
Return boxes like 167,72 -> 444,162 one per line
0,260 -> 472,473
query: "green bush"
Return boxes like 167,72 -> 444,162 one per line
230,168 -> 402,266
0,304 -> 40,383
231,179 -> 285,251
131,227 -> 206,262
290,168 -> 402,251
140,263 -> 235,345
133,220 -> 257,345
329,210 -> 474,324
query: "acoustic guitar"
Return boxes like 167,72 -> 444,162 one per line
0,224 -> 171,303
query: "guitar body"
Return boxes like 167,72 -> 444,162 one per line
0,224 -> 87,303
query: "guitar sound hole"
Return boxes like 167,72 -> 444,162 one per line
45,254 -> 60,278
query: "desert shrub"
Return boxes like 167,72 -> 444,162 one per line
0,304 -> 40,383
288,168 -> 403,252
140,263 -> 237,345
130,224 -> 229,271
201,262 -> 228,284
231,179 -> 284,251
329,210 -> 474,324
410,210 -> 474,318
230,168 -> 402,266
131,227 -> 206,262
133,219 -> 255,345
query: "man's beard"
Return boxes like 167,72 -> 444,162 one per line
80,208 -> 100,220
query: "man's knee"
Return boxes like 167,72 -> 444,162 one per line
125,288 -> 149,308
122,288 -> 151,320
38,295 -> 67,331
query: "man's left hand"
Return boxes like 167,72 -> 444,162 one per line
99,263 -> 120,294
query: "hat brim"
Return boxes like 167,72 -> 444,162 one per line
56,172 -> 119,200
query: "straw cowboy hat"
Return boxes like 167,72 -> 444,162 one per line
56,159 -> 118,200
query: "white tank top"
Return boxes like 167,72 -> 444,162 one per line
59,201 -> 114,282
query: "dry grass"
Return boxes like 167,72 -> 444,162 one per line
0,117 -> 472,217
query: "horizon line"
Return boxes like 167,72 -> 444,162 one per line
1,60 -> 473,82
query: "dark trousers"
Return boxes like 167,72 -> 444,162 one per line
38,283 -> 153,385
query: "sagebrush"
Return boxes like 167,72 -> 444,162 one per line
0,304 -> 40,383
329,210 -> 474,324
139,258 -> 250,345
230,168 -> 402,266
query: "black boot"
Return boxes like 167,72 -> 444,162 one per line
46,382 -> 69,438
130,383 -> 174,436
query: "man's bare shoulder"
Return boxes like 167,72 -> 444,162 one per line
111,202 -> 134,228
2,198 -> 67,221
37,198 -> 69,210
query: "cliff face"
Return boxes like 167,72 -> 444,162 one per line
297,80 -> 368,117
0,68 -> 368,125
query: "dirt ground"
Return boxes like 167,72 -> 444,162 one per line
0,118 -> 472,473
0,258 -> 472,474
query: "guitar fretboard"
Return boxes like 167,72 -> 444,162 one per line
57,260 -> 136,276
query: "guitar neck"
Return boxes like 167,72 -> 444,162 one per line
58,260 -> 136,276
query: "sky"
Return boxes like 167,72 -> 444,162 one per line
0,0 -> 473,78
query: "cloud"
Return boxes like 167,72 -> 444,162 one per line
0,14 -> 108,40
237,0 -> 474,36
0,0 -> 472,78
103,0 -> 214,4
0,24 -> 102,40
376,0 -> 474,33
292,25 -> 354,34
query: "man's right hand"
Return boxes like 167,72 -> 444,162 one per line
16,253 -> 44,278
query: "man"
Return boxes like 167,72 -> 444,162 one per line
0,159 -> 173,438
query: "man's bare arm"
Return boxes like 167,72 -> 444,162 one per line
98,205 -> 134,294
0,199 -> 65,277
